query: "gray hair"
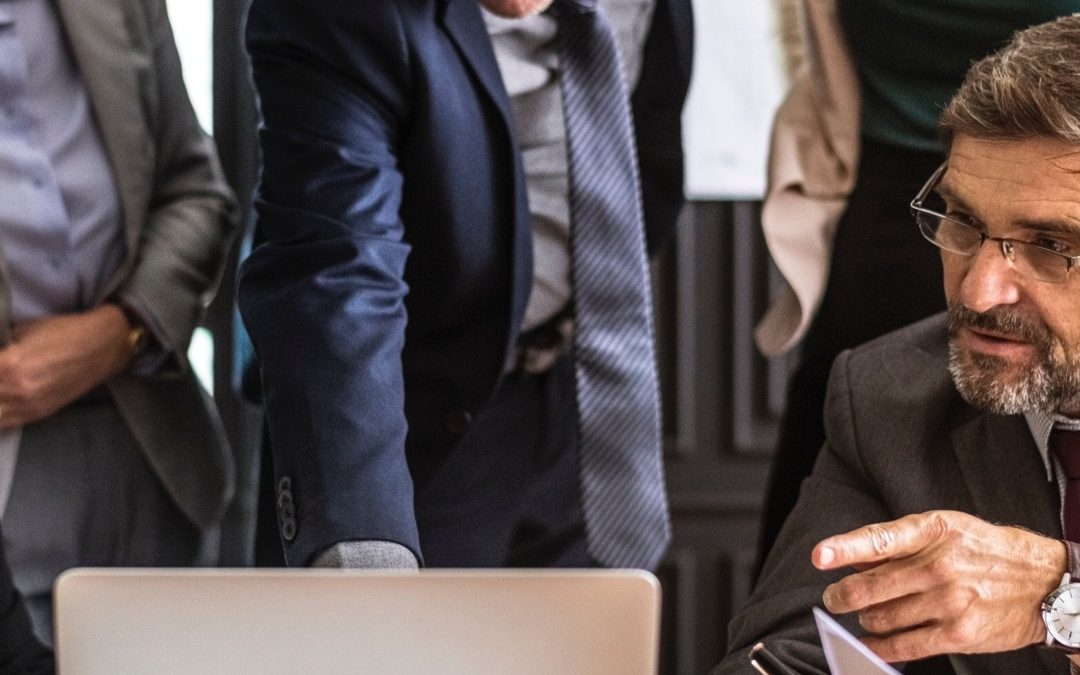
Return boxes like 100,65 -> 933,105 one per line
941,14 -> 1080,146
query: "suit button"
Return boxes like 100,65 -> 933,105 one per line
281,518 -> 297,542
277,490 -> 293,508
444,408 -> 473,435
277,474 -> 297,541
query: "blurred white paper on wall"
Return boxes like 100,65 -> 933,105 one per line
683,0 -> 788,200
164,0 -> 213,133
164,0 -> 217,393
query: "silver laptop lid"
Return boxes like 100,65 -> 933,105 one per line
54,568 -> 660,675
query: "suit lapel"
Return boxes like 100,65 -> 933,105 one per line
437,0 -> 533,357
437,0 -> 514,133
53,0 -> 151,260
950,412 -> 1061,537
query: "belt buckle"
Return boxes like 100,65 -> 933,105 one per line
517,316 -> 574,375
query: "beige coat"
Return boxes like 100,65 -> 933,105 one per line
0,0 -> 238,530
754,0 -> 861,356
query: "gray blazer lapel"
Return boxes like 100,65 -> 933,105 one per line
950,412 -> 1061,536
54,0 -> 152,260
0,247 -> 12,344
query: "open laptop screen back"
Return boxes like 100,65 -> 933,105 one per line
54,569 -> 660,675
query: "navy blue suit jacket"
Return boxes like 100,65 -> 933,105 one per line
240,0 -> 692,566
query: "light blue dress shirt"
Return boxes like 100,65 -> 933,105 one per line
0,0 -> 123,324
483,0 -> 656,331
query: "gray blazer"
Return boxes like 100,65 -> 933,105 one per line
716,314 -> 1069,675
0,0 -> 238,531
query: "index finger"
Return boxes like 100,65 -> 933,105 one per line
813,512 -> 948,570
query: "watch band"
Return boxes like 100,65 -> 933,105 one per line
1066,540 -> 1080,581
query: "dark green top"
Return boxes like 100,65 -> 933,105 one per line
837,0 -> 1080,153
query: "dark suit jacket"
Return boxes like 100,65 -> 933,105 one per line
239,0 -> 693,566
715,314 -> 1069,674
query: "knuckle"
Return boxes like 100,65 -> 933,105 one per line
825,582 -> 859,611
864,525 -> 896,557
941,589 -> 969,618
844,581 -> 869,609
925,511 -> 953,539
858,609 -> 887,634
927,554 -> 955,579
944,616 -> 978,646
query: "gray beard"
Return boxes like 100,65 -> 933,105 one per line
948,339 -> 1080,415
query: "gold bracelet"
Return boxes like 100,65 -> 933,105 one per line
112,302 -> 150,358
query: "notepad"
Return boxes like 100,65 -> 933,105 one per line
813,607 -> 902,675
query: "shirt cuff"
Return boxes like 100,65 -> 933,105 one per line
311,541 -> 420,570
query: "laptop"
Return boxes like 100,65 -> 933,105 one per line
54,568 -> 660,675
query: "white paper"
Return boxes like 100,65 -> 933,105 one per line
813,607 -> 902,675
682,0 -> 788,200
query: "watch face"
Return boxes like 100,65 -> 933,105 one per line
1046,583 -> 1080,647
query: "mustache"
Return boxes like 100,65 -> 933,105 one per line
946,303 -> 1051,347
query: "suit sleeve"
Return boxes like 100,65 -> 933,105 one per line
115,0 -> 238,364
238,0 -> 421,565
712,349 -> 892,674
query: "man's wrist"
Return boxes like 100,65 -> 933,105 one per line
1036,540 -> 1078,649
109,302 -> 149,359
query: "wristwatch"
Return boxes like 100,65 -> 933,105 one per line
125,321 -> 149,358
112,302 -> 149,358
1042,572 -> 1080,653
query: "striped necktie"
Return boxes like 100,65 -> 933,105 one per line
555,0 -> 671,570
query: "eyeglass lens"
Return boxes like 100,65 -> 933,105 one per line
916,211 -> 1069,283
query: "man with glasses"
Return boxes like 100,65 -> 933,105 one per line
715,15 -> 1080,674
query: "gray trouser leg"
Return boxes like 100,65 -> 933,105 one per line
2,399 -> 203,645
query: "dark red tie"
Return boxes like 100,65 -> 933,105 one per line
1051,428 -> 1080,541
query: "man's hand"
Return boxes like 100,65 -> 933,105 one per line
0,305 -> 136,428
813,510 -> 1065,663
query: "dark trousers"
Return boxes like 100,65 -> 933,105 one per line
256,353 -> 592,568
754,139 -> 945,576
4,397 -> 203,644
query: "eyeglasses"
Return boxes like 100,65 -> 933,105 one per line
911,162 -> 1080,284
